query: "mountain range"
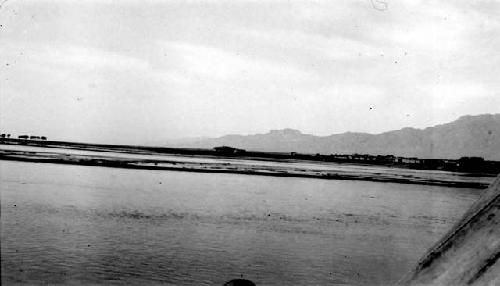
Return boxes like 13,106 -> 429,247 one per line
166,114 -> 500,160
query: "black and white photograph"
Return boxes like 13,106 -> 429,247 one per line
1,0 -> 499,285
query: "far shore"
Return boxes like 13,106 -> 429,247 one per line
0,142 -> 495,189
2,138 -> 500,174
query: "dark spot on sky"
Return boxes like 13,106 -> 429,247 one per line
370,0 -> 388,11
0,0 -> 9,9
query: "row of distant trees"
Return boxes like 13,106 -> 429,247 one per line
17,135 -> 48,140
0,133 -> 48,140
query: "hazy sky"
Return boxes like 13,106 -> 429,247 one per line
1,0 -> 499,144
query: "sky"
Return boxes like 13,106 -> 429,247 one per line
1,0 -> 499,144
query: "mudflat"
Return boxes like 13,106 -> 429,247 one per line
0,144 -> 495,189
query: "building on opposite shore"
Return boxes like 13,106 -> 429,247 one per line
214,146 -> 246,156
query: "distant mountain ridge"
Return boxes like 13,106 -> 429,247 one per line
167,114 -> 500,160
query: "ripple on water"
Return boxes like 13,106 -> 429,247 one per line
0,160 -> 481,285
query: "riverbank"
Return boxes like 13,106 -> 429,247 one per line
0,146 -> 494,189
2,138 -> 499,175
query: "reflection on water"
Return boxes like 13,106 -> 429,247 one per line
0,160 -> 482,285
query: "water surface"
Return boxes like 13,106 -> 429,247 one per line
1,160 -> 482,285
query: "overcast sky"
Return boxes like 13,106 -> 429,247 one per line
1,0 -> 499,144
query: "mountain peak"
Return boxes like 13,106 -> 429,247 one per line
167,114 -> 500,160
456,113 -> 500,122
268,128 -> 302,135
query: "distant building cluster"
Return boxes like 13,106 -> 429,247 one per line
293,153 -> 499,173
212,146 -> 499,173
315,153 -> 434,165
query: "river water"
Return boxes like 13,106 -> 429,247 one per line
0,160 -> 483,285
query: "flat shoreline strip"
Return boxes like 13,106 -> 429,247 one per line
0,150 -> 491,189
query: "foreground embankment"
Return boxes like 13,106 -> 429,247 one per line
399,174 -> 500,285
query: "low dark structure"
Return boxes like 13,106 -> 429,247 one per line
214,146 -> 246,156
457,156 -> 486,172
223,279 -> 256,286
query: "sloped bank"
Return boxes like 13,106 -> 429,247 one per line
398,174 -> 500,285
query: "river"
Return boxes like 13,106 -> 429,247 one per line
0,160 -> 483,285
